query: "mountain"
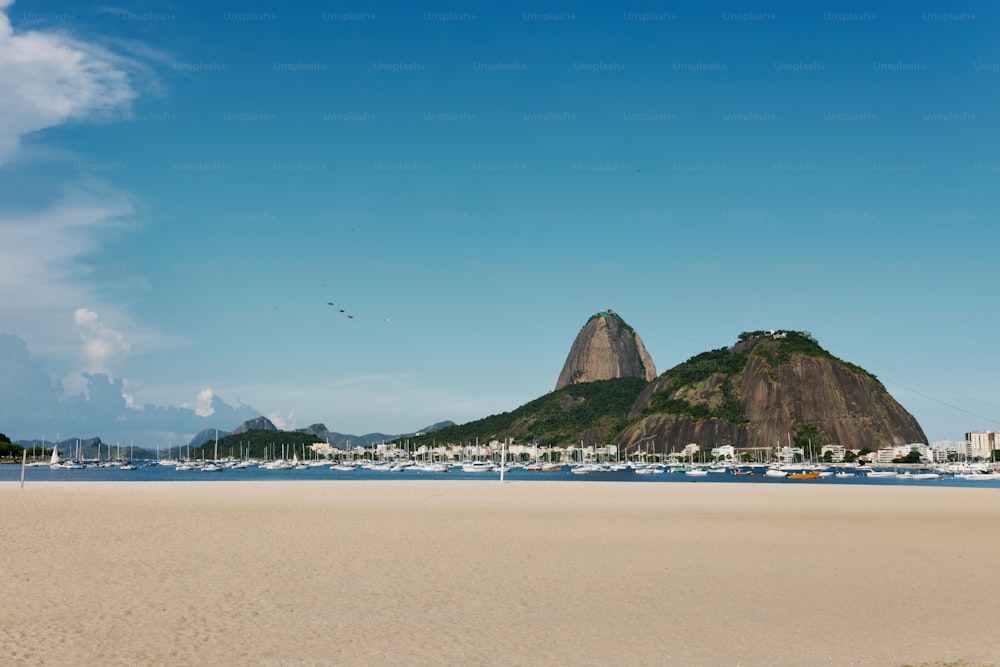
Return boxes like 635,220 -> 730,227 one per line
620,330 -> 927,453
231,416 -> 278,435
294,421 -> 456,449
555,310 -> 656,390
406,421 -> 456,436
295,423 -> 397,449
15,436 -> 157,460
195,420 -> 458,460
189,428 -> 230,448
412,328 -> 926,454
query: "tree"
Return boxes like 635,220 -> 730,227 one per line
0,434 -> 24,459
892,450 -> 922,464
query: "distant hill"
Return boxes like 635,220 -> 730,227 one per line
294,421 -> 456,449
15,436 -> 157,461
295,423 -> 397,449
231,416 -> 278,435
410,378 -> 648,448
189,428 -> 230,448
406,421 -> 456,436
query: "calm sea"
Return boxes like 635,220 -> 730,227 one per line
0,463 -> 990,487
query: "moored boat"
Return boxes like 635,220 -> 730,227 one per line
899,472 -> 943,480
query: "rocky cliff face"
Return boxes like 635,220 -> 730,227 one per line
621,331 -> 926,453
231,416 -> 278,435
556,310 -> 656,390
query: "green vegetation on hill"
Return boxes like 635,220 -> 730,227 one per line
186,430 -> 326,460
743,330 -> 842,373
410,377 -> 648,446
741,330 -> 884,388
641,331 -> 888,426
646,347 -> 749,423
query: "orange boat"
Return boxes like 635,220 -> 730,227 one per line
788,471 -> 820,480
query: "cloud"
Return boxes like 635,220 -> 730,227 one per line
0,333 -> 260,443
266,410 -> 295,431
0,0 -> 136,161
193,388 -> 215,417
74,307 -> 130,374
0,0 -> 148,362
0,7 -> 179,368
0,332 -> 60,425
0,5 -> 258,446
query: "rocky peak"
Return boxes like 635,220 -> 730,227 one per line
231,416 -> 278,435
555,309 -> 657,390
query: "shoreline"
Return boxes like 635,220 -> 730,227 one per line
3,482 -> 999,666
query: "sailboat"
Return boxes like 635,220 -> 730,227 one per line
51,441 -> 83,469
202,430 -> 224,472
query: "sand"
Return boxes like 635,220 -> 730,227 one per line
2,480 -> 999,667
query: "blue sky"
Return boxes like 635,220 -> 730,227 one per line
1,0 -> 998,446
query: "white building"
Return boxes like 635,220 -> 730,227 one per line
821,444 -> 846,463
779,446 -> 803,463
711,445 -> 735,460
966,431 -> 997,459
876,448 -> 896,464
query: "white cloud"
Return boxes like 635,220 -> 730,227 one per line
0,7 -> 182,374
0,0 -> 136,161
193,388 -> 215,417
74,307 -> 130,374
266,410 -> 295,431
0,2 -> 153,363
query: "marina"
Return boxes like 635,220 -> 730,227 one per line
3,458 -> 997,487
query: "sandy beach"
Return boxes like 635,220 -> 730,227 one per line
2,481 -> 999,667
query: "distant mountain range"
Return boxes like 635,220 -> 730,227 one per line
15,436 -> 156,460
293,421 -> 456,449
175,418 -> 457,458
180,419 -> 457,460
16,419 -> 456,460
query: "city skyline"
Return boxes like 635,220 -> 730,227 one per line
1,0 -> 998,445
